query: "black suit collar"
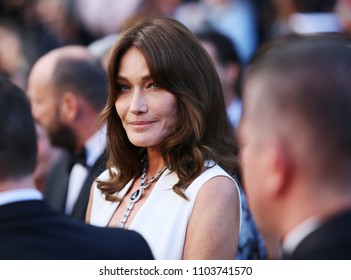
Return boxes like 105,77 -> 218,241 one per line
0,200 -> 57,221
286,209 -> 351,259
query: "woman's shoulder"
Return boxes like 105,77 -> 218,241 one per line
199,170 -> 239,198
202,162 -> 239,187
197,163 -> 241,213
185,162 -> 240,198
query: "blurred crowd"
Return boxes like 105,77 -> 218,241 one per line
2,0 -> 351,260
0,0 -> 349,91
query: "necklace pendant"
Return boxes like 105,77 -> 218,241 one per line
130,189 -> 142,202
119,160 -> 167,228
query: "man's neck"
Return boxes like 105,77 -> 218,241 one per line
0,176 -> 36,193
74,110 -> 100,151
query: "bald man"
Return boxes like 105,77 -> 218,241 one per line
27,46 -> 108,220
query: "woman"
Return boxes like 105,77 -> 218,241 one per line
86,17 -> 241,260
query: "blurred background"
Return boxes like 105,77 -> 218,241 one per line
1,0 -> 347,259
0,0 -> 347,90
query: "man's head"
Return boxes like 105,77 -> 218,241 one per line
239,33 -> 351,237
196,30 -> 241,106
27,46 -> 107,152
0,75 -> 37,182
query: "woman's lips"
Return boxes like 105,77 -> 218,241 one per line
128,121 -> 155,130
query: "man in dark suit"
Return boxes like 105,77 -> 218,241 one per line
27,46 -> 108,220
0,75 -> 153,259
238,33 -> 351,259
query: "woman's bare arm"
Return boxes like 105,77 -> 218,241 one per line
182,176 -> 240,259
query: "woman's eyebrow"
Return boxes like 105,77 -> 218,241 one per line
116,75 -> 153,83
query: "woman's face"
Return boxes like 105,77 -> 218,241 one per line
115,47 -> 178,150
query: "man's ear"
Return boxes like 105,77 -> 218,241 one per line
263,135 -> 291,198
60,92 -> 78,122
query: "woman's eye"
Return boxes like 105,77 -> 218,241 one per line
148,82 -> 159,89
117,84 -> 131,92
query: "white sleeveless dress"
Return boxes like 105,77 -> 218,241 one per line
89,163 -> 241,259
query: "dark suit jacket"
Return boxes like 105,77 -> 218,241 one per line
0,200 -> 154,260
285,210 -> 351,260
44,151 -> 107,221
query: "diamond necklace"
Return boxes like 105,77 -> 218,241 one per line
119,160 -> 167,228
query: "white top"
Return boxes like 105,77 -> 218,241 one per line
90,163 -> 241,259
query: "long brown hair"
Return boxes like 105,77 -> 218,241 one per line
98,17 -> 239,201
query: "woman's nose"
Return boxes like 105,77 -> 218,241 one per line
129,89 -> 148,114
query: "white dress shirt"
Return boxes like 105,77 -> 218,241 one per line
227,99 -> 242,128
282,216 -> 320,256
65,126 -> 106,214
0,188 -> 43,206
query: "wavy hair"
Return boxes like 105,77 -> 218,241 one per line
98,17 -> 239,201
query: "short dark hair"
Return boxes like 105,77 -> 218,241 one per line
196,30 -> 242,96
196,30 -> 241,65
245,33 -> 351,186
294,0 -> 337,12
52,58 -> 108,111
0,75 -> 37,181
